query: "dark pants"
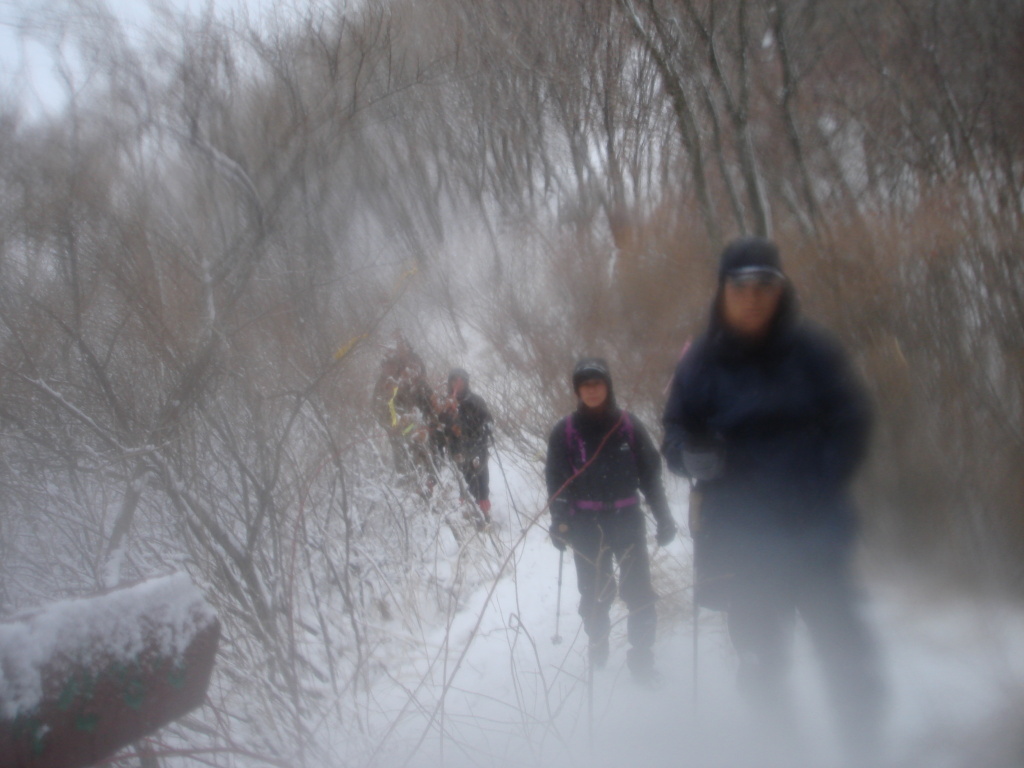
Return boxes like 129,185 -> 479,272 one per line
570,508 -> 657,652
456,454 -> 489,503
726,536 -> 884,755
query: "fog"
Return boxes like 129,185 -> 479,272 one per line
341,460 -> 1024,768
0,0 -> 1022,766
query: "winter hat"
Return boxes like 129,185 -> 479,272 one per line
572,357 -> 612,394
448,367 -> 471,398
718,237 -> 785,282
448,367 -> 470,386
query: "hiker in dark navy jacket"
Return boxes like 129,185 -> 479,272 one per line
546,358 -> 676,682
662,237 -> 884,760
441,368 -> 493,523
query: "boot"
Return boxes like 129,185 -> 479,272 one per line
736,652 -> 801,758
588,638 -> 609,670
627,646 -> 658,685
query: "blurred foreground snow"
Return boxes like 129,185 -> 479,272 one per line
332,450 -> 1024,768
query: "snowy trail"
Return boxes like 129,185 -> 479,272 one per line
355,449 -> 1024,768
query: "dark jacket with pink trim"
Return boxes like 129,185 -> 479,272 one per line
545,406 -> 671,525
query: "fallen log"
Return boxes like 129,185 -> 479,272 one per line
0,574 -> 220,768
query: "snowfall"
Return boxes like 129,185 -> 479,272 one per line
337,446 -> 1024,768
3,444 -> 1024,768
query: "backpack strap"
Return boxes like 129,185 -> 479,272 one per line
388,386 -> 400,428
564,411 -> 637,472
563,410 -> 643,514
620,410 -> 637,455
572,496 -> 640,512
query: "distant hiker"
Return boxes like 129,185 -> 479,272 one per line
545,357 -> 677,683
662,237 -> 884,759
372,335 -> 442,493
440,367 -> 493,525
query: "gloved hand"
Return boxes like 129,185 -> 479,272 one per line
655,516 -> 677,546
549,517 -> 570,551
478,499 -> 491,515
682,448 -> 724,481
663,447 -> 686,476
471,456 -> 481,470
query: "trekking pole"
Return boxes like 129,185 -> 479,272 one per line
587,654 -> 595,752
689,480 -> 701,712
551,549 -> 564,644
692,595 -> 700,710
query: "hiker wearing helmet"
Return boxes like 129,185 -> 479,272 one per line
662,237 -> 884,760
545,357 -> 677,683
440,368 -> 493,525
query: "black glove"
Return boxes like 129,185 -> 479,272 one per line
682,448 -> 724,481
549,515 -> 570,551
655,515 -> 677,546
662,441 -> 686,476
549,522 -> 569,551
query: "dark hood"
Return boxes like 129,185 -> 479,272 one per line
706,279 -> 800,358
572,356 -> 618,418
448,367 -> 472,400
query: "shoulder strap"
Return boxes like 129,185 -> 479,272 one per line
564,414 -> 586,471
620,411 -> 637,456
565,411 -> 638,471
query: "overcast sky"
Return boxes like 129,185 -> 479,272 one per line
0,0 -> 266,116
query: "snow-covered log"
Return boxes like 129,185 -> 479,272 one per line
0,574 -> 220,768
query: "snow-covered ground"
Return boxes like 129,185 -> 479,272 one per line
4,442 -> 1021,767
336,446 -> 1024,768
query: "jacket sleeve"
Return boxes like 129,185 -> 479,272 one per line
809,330 -> 872,492
544,418 -> 572,519
631,416 -> 672,522
661,339 -> 714,477
463,394 -> 493,452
